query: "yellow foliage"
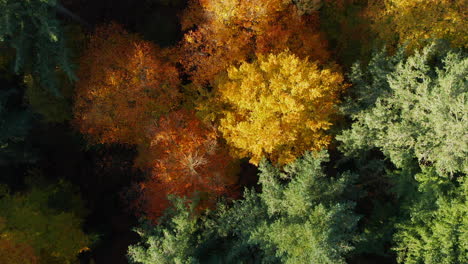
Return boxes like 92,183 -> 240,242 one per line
206,51 -> 347,165
200,0 -> 289,30
368,0 -> 468,50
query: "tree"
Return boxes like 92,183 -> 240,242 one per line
337,42 -> 468,263
180,22 -> 253,86
179,0 -> 330,86
338,42 -> 467,177
134,109 -> 238,221
0,179 -> 91,264
367,0 -> 468,50
128,151 -> 360,264
204,50 -> 347,165
73,23 -> 180,145
0,0 -> 75,96
392,169 -> 467,264
0,236 -> 38,264
23,24 -> 87,123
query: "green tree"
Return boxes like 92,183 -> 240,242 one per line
0,178 -> 91,264
0,0 -> 75,96
337,42 -> 468,263
128,151 -> 360,264
338,42 -> 467,177
392,169 -> 468,264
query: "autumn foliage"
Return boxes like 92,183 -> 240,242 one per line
367,0 -> 468,50
204,51 -> 347,165
0,237 -> 38,264
180,0 -> 330,86
73,23 -> 180,145
135,109 -> 238,221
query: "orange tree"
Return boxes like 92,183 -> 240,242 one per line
179,0 -> 329,86
73,23 -> 180,145
134,109 -> 238,221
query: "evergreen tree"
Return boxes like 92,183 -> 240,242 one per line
128,151 -> 361,264
0,0 -> 75,96
338,42 -> 467,177
392,169 -> 467,264
338,42 -> 468,263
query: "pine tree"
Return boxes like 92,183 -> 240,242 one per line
128,151 -> 360,264
338,42 -> 467,177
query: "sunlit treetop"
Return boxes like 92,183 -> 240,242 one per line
199,0 -> 290,30
202,50 -> 347,165
180,0 -> 330,86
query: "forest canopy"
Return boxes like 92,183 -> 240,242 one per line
0,0 -> 466,263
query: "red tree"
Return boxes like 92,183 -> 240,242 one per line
135,109 -> 238,221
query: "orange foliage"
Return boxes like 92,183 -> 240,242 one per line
135,109 -> 238,221
73,23 -> 180,145
255,6 -> 329,60
0,238 -> 38,264
179,0 -> 329,86
180,25 -> 253,86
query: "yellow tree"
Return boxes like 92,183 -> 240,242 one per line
367,0 -> 468,50
73,23 -> 180,145
206,51 -> 347,165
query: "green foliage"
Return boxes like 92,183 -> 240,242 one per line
0,178 -> 90,264
338,42 -> 468,177
128,199 -> 202,264
128,151 -> 360,264
338,41 -> 468,263
393,169 -> 468,264
0,0 -> 75,96
248,151 -> 360,264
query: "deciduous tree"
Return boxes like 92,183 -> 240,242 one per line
367,0 -> 468,50
179,0 -> 329,86
73,23 -> 180,144
205,51 -> 346,165
134,109 -> 237,221
0,180 -> 91,264
0,236 -> 38,264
